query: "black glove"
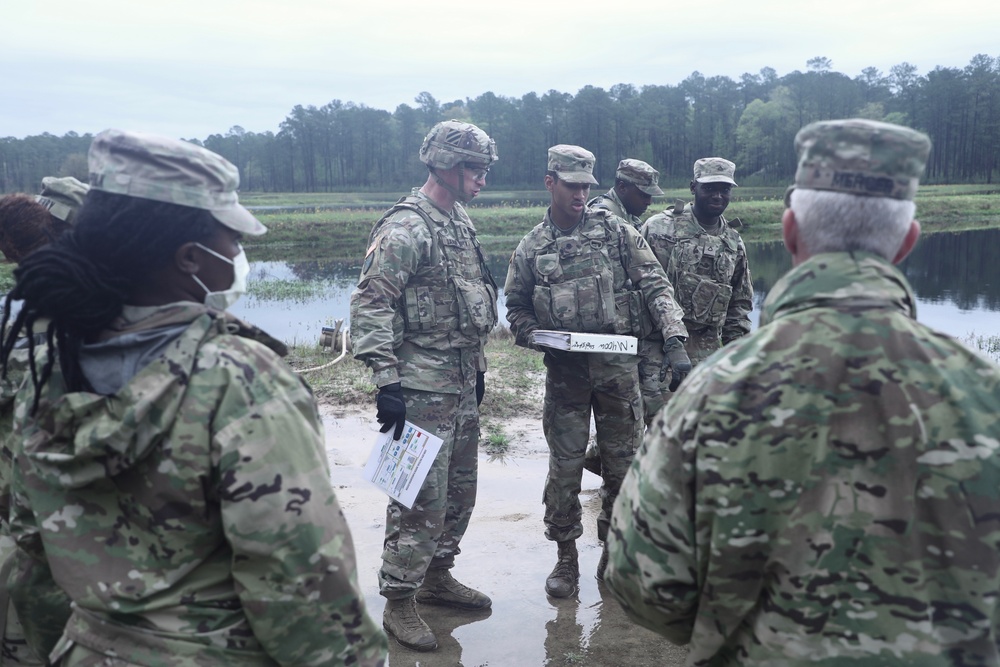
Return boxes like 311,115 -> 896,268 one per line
659,336 -> 692,392
376,383 -> 406,440
476,371 -> 486,406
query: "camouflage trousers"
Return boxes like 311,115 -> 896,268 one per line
542,351 -> 642,543
637,327 -> 721,427
378,381 -> 480,599
0,535 -> 44,666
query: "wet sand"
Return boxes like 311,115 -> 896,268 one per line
322,406 -> 688,667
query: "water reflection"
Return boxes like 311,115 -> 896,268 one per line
744,228 -> 1000,337
237,228 -> 1000,346
386,606 -> 492,667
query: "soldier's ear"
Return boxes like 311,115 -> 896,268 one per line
892,220 -> 921,265
544,174 -> 556,193
782,208 -> 807,266
175,241 -> 203,275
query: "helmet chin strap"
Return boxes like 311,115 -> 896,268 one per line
432,165 -> 471,204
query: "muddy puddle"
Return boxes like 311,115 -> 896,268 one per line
322,408 -> 688,667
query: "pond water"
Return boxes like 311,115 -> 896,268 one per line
232,227 -> 1000,348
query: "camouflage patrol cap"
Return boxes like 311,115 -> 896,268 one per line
547,145 -> 599,185
791,118 -> 931,201
616,159 -> 664,195
693,157 -> 738,186
35,176 -> 89,224
88,129 -> 266,235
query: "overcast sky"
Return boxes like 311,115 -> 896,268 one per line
3,0 -> 997,141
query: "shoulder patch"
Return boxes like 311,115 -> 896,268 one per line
634,234 -> 649,250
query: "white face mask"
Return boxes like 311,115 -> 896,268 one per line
191,243 -> 249,311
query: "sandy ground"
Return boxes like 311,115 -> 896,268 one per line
320,405 -> 689,667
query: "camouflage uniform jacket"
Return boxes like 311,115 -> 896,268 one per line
0,321 -> 48,531
641,203 -> 752,344
350,190 -> 498,391
504,207 -> 686,348
588,188 -> 641,228
606,252 -> 1000,666
8,303 -> 387,666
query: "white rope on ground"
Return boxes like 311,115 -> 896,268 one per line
297,329 -> 350,374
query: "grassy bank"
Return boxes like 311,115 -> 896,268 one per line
243,185 -> 1000,261
286,327 -> 545,458
287,327 -> 545,417
2,186 -> 993,288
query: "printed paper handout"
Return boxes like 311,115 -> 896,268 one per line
363,421 -> 443,509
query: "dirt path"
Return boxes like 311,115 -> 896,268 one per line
320,405 -> 688,666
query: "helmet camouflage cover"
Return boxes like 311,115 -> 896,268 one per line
419,120 -> 498,170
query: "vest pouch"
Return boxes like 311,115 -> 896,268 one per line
453,276 -> 498,336
677,271 -> 732,328
535,253 -> 563,281
532,285 -> 554,328
576,274 -> 608,331
546,281 -> 579,329
403,285 -> 436,332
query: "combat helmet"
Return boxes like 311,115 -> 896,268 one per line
419,120 -> 498,170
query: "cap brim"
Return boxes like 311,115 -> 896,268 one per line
636,184 -> 664,196
559,173 -> 599,186
211,204 -> 267,235
694,176 -> 740,187
696,175 -> 738,186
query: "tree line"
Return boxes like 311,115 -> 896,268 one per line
2,55 -> 999,194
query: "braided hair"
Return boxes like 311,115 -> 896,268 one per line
0,190 -> 218,412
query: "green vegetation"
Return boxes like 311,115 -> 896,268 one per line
964,334 -> 1000,363
285,338 -> 375,404
249,276 -> 334,302
243,186 -> 1000,261
285,327 -> 545,450
477,327 -> 545,422
481,420 -> 512,462
6,55 -> 1000,196
0,264 -> 14,293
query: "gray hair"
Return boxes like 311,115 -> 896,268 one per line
789,189 -> 915,260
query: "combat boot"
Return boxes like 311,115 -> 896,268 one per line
383,595 -> 438,651
545,540 -> 579,598
596,543 -> 609,582
417,568 -> 492,610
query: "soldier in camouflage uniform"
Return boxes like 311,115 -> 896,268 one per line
582,159 -> 668,475
504,145 -> 689,598
635,157 -> 753,427
350,120 -> 498,652
607,119 -> 1000,665
588,159 -> 664,229
0,176 -> 88,666
0,130 -> 386,666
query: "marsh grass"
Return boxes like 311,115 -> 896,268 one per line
247,276 -> 345,303
285,327 -> 546,450
964,333 -> 1000,363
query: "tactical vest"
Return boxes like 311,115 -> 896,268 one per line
663,205 -> 741,329
529,211 -> 651,336
368,196 -> 498,342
